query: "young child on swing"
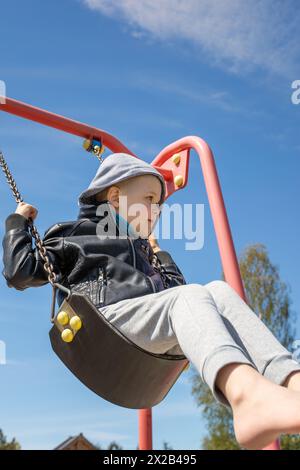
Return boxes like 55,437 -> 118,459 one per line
2,152 -> 300,450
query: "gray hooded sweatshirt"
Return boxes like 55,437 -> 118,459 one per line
77,152 -> 166,207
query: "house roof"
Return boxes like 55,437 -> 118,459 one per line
54,433 -> 97,450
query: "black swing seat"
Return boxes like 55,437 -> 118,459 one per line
49,291 -> 189,409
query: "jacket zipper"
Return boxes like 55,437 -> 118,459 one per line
98,267 -> 105,305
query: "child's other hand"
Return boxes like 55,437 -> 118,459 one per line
149,232 -> 161,253
15,201 -> 38,221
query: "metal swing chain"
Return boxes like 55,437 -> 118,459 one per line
0,141 -> 106,288
0,150 -> 69,321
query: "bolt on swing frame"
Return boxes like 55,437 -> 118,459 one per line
0,97 -> 280,451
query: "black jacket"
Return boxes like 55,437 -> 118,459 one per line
1,201 -> 186,308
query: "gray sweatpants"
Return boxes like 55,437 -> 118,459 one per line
98,280 -> 300,408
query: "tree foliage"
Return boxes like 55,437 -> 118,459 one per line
0,429 -> 21,450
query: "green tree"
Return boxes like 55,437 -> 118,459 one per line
190,243 -> 299,450
162,441 -> 173,450
0,429 -> 21,450
107,440 -> 123,450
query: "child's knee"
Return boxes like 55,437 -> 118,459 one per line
176,283 -> 205,292
205,280 -> 240,306
174,283 -> 210,302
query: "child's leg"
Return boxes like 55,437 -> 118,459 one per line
99,283 -> 258,409
204,280 -> 300,387
215,361 -> 300,449
99,283 -> 300,449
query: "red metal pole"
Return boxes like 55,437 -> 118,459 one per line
138,409 -> 153,450
0,97 -> 136,156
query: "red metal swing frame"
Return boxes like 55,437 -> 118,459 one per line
0,97 -> 280,451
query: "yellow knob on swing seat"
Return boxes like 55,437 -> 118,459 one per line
61,328 -> 74,343
70,315 -> 82,331
57,310 -> 69,326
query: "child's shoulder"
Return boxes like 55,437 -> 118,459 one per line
43,219 -> 87,239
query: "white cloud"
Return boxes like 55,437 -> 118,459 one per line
82,0 -> 299,77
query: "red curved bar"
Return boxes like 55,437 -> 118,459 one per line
0,97 -> 137,156
147,136 -> 280,451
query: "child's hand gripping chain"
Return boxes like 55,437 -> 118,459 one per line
15,201 -> 38,221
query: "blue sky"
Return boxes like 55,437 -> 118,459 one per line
0,0 -> 300,450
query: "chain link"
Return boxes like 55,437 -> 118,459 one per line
0,150 -> 58,286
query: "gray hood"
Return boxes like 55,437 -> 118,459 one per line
77,152 -> 166,207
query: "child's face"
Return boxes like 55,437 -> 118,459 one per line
110,174 -> 162,238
